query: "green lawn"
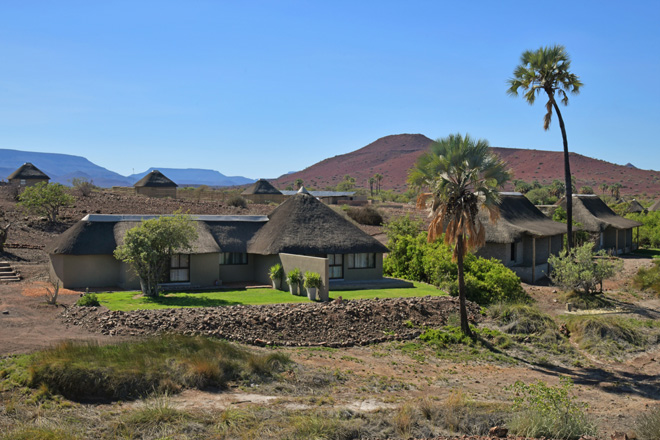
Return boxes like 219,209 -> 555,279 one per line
632,248 -> 660,259
95,282 -> 446,311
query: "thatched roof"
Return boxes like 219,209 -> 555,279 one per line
559,195 -> 642,232
627,199 -> 646,213
478,193 -> 566,243
649,199 -> 660,212
7,162 -> 49,180
241,179 -> 281,195
134,170 -> 178,188
248,193 -> 388,255
48,215 -> 268,256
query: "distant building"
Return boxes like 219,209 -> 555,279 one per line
241,179 -> 286,204
559,194 -> 642,254
133,170 -> 178,198
281,186 -> 367,205
7,163 -> 50,187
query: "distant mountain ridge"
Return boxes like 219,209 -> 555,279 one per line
273,134 -> 660,197
0,149 -> 255,188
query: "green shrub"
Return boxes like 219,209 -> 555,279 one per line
75,293 -> 100,307
489,303 -> 556,335
549,243 -> 623,294
303,271 -> 322,288
507,377 -> 596,439
634,260 -> 660,294
227,195 -> 247,208
383,215 -> 527,305
626,211 -> 660,248
634,404 -> 660,440
269,264 -> 283,281
346,206 -> 384,226
286,268 -> 302,285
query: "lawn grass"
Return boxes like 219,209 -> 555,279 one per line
95,282 -> 445,311
632,248 -> 660,259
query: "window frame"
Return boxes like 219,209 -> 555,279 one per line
167,253 -> 190,283
347,253 -> 376,269
219,252 -> 248,265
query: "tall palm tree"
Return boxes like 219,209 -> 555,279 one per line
599,182 -> 609,195
368,177 -> 375,196
374,173 -> 383,194
408,134 -> 510,336
508,45 -> 582,250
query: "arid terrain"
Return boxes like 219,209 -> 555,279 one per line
1,188 -> 660,439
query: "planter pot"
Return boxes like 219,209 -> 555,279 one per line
271,279 -> 280,290
306,287 -> 317,301
289,283 -> 298,295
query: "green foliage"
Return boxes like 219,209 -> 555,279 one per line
303,271 -> 322,288
269,263 -> 284,280
26,335 -> 290,401
634,260 -> 660,294
346,206 -> 383,225
336,175 -> 356,191
524,187 -> 556,205
383,216 -> 527,305
18,182 -> 74,222
75,292 -> 100,307
627,211 -> 660,248
579,185 -> 594,194
549,243 -> 623,294
113,214 -> 198,297
286,267 -> 302,285
634,405 -> 660,440
489,303 -> 556,335
507,377 -> 595,439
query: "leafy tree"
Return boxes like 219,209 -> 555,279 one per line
409,133 -> 510,335
114,214 -> 198,297
508,45 -> 583,251
337,175 -> 356,191
610,182 -> 622,199
514,179 -> 533,194
70,177 -> 97,197
579,186 -> 594,194
549,179 -> 565,198
18,182 -> 74,222
549,243 -> 622,294
294,178 -> 303,190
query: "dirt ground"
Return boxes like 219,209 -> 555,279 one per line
1,189 -> 660,438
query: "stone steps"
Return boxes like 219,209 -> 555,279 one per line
0,262 -> 20,283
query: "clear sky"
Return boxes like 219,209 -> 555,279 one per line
1,1 -> 658,179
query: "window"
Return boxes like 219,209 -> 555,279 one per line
347,253 -> 376,269
328,253 -> 343,279
219,252 -> 248,265
510,242 -> 516,262
169,254 -> 190,282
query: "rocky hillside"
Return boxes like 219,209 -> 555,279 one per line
274,134 -> 660,197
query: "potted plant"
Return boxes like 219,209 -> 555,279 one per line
286,268 -> 302,295
303,271 -> 322,301
269,263 -> 284,290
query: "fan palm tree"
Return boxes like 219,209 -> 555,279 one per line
508,45 -> 582,250
599,182 -> 609,195
374,173 -> 383,194
408,134 -> 510,336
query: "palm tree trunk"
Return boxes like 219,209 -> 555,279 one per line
552,100 -> 574,251
456,235 -> 472,337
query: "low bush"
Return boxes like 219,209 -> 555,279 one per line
634,404 -> 660,440
26,335 -> 290,401
549,243 -> 623,294
627,211 -> 660,248
304,271 -> 322,288
489,303 -> 556,335
383,215 -> 528,305
75,292 -> 100,307
634,260 -> 660,294
346,206 -> 383,226
226,195 -> 247,208
507,377 -> 596,440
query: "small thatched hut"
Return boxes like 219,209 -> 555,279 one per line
559,194 -> 642,254
241,179 -> 285,204
133,170 -> 178,198
475,193 -> 566,283
7,163 -> 50,187
627,199 -> 646,214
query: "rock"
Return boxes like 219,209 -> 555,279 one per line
1,310 -> 8,315
489,425 -> 508,437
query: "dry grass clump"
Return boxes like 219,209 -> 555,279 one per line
634,404 -> 660,440
346,206 -> 384,225
26,335 -> 290,401
634,260 -> 660,294
226,195 -> 248,208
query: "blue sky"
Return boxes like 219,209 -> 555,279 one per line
1,1 -> 659,180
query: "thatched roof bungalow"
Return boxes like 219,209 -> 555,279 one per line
48,194 -> 390,298
7,162 -> 50,187
627,199 -> 646,214
134,170 -> 178,198
475,193 -> 566,283
559,194 -> 642,254
241,179 -> 286,204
